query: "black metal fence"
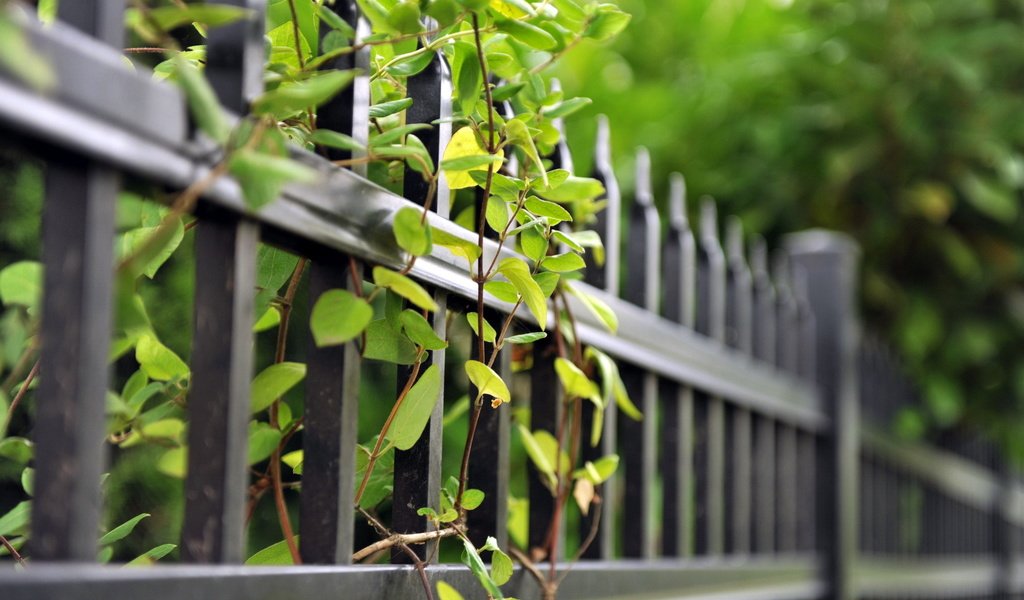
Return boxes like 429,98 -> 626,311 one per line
0,2 -> 1021,599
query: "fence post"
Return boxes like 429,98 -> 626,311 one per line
995,462 -> 1018,598
785,231 -> 860,600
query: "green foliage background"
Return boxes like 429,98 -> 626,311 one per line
555,0 -> 1024,457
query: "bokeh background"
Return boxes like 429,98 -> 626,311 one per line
553,0 -> 1024,459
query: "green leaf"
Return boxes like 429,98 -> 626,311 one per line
566,283 -> 617,332
136,335 -> 189,382
318,4 -> 356,37
584,5 -> 632,41
504,119 -> 546,185
465,360 -> 511,406
157,447 -> 187,478
386,365 -> 442,450
248,421 -> 283,465
491,82 -> 525,102
372,123 -> 432,147
364,319 -> 419,364
386,50 -> 437,78
462,488 -> 485,510
401,310 -> 447,350
466,312 -> 497,344
0,501 -> 30,537
369,97 -> 413,118
539,176 -> 605,202
519,226 -> 548,263
253,70 -> 358,115
517,424 -> 556,490
253,307 -> 281,332
541,252 -> 586,273
251,362 -> 306,413
496,18 -> 557,50
461,539 -> 505,599
490,545 -> 514,586
485,281 -> 518,303
281,449 -> 304,474
0,261 -> 41,311
355,444 -> 395,508
147,5 -> 249,31
393,207 -> 433,257
310,288 -> 373,347
173,56 -> 231,144
309,129 -> 366,152
437,581 -> 466,600
141,419 -> 186,442
21,468 -> 33,496
387,1 -> 422,33
573,454 -> 619,484
555,357 -> 600,400
432,228 -> 483,266
402,134 -> 435,175
498,258 -> 548,328
117,218 -> 185,279
126,543 -> 177,566
373,267 -> 439,312
525,197 -> 573,223
504,331 -> 547,345
453,41 -> 482,116
959,174 -> 1017,223
228,149 -> 319,209
245,537 -> 297,565
586,347 -> 641,420
542,97 -> 592,119
99,513 -> 150,546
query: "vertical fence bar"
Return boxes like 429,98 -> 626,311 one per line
578,115 -> 621,559
315,1 -> 370,168
390,47 -> 451,564
995,461 -> 1018,598
182,214 -> 259,563
31,0 -> 124,562
181,0 -> 263,564
786,231 -> 860,600
467,307 -> 510,549
300,256 -> 361,565
659,173 -> 696,557
750,237 -> 776,555
790,267 -> 818,554
528,336 -> 560,555
694,199 -> 727,556
618,148 -> 660,559
724,218 -> 752,556
299,0 -> 365,566
772,254 -> 799,554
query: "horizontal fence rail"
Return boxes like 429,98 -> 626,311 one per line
0,4 -> 1020,600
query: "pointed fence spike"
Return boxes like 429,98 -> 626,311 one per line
669,172 -> 688,231
635,147 -> 653,207
701,197 -> 719,244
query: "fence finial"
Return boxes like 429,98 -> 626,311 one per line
726,216 -> 745,263
669,172 -> 688,231
750,235 -> 767,275
635,147 -> 652,207
700,196 -> 719,243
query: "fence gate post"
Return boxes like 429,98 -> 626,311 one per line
785,231 -> 860,600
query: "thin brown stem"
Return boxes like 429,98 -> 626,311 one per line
4,360 -> 38,433
1,535 -> 25,567
351,527 -> 459,562
354,356 -> 424,505
285,0 -> 306,69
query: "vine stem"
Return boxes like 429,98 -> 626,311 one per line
354,355 -> 424,505
267,257 -> 308,565
0,535 -> 25,567
455,12 -> 498,515
4,359 -> 38,433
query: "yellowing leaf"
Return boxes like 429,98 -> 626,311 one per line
465,360 -> 510,406
373,267 -> 439,312
497,258 -> 548,329
442,127 -> 504,190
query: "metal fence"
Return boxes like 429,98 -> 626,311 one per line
0,2 -> 1021,599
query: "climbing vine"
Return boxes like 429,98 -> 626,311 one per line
0,0 -> 631,597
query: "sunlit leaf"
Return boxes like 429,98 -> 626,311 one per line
251,362 -> 306,413
465,360 -> 510,406
387,365 -> 442,450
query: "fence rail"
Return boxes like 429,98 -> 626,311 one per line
0,2 -> 1021,599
